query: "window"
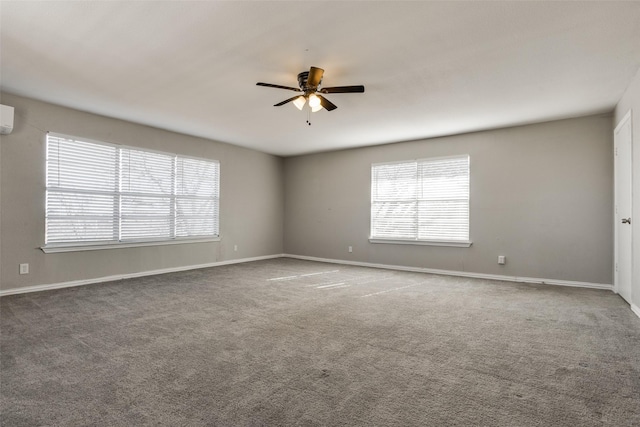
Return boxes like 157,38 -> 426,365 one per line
45,133 -> 219,249
370,155 -> 470,246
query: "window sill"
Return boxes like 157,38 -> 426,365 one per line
369,238 -> 472,248
41,237 -> 221,253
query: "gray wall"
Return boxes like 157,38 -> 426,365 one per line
614,67 -> 640,310
0,93 -> 284,292
0,93 -> 618,292
284,115 -> 613,285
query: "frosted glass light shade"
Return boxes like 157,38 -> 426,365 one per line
293,96 -> 306,110
308,94 -> 321,108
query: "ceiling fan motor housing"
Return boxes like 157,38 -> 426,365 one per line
297,71 -> 320,93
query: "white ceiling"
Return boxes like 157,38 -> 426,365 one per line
2,1 -> 640,157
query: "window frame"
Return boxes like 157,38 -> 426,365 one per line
369,155 -> 472,248
42,132 -> 220,253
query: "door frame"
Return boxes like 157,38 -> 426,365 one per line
613,109 -> 633,298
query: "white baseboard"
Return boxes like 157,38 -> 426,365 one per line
0,254 -> 285,297
631,303 -> 640,319
1,253 -> 615,297
283,254 -> 613,291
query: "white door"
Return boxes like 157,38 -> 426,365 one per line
614,111 -> 633,303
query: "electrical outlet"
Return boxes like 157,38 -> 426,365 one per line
498,256 -> 506,265
348,246 -> 353,253
19,263 -> 29,275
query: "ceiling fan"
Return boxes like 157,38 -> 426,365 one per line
256,66 -> 365,112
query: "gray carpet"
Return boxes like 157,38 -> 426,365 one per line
1,258 -> 639,426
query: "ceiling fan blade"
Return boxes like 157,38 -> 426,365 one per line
319,85 -> 365,94
256,82 -> 302,92
274,95 -> 303,107
317,95 -> 337,111
307,67 -> 324,88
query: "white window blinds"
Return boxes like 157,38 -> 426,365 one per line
371,155 -> 469,242
175,157 -> 220,238
46,136 -> 118,243
46,133 -> 219,245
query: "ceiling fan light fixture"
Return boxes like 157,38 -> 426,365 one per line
293,96 -> 306,110
308,94 -> 321,108
311,104 -> 323,113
